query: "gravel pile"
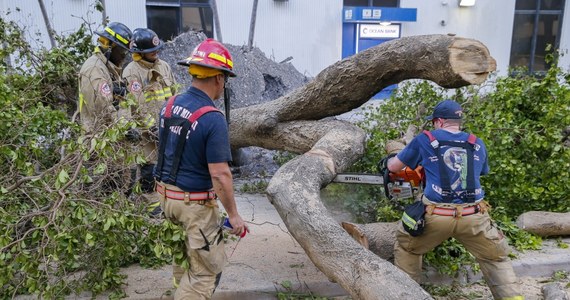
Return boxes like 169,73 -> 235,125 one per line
160,31 -> 309,109
159,31 -> 309,177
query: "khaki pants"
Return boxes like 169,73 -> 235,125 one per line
394,205 -> 523,300
159,183 -> 227,300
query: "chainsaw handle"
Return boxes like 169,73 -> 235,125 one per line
383,168 -> 393,199
377,153 -> 397,174
378,153 -> 397,199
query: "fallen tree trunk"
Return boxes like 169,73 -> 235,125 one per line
229,34 -> 496,299
516,211 -> 570,237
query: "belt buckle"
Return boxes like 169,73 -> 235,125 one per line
184,192 -> 190,204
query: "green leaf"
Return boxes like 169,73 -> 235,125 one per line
57,169 -> 69,183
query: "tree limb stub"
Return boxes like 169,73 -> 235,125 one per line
230,34 -> 495,299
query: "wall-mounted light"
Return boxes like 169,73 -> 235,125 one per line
379,22 -> 392,26
458,0 -> 476,6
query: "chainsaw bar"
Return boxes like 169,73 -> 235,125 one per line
333,173 -> 417,200
333,173 -> 384,185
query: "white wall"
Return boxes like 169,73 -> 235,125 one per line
558,0 -> 570,70
217,0 -> 343,77
3,0 -> 569,74
0,0 -> 145,49
400,0 -> 516,76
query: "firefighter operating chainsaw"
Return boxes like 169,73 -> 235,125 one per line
333,153 -> 425,201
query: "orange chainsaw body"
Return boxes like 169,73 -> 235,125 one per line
389,166 -> 424,187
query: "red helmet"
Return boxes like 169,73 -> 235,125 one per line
177,38 -> 236,77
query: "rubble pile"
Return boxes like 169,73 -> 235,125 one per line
160,31 -> 309,109
159,31 -> 310,177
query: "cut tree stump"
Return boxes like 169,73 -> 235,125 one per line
342,221 -> 398,261
516,211 -> 570,237
229,34 -> 496,299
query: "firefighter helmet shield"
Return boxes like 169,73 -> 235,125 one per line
96,22 -> 132,50
177,38 -> 236,77
130,28 -> 164,53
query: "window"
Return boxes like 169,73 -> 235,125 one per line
343,0 -> 399,7
147,0 -> 213,41
510,0 -> 565,73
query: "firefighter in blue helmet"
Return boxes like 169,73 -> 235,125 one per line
386,100 -> 524,300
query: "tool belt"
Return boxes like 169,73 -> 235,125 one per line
156,182 -> 216,204
423,197 -> 490,218
427,204 -> 479,217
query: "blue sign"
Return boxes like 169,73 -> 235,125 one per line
343,7 -> 417,23
341,6 -> 417,99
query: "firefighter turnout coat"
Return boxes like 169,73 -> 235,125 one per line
123,58 -> 177,162
78,47 -> 129,132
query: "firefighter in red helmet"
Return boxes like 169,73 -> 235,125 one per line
154,38 -> 246,299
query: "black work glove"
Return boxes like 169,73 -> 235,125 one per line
112,81 -> 127,97
377,153 -> 397,174
139,163 -> 156,194
112,81 -> 127,109
125,128 -> 142,142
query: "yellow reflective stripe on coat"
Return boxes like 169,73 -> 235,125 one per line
143,87 -> 172,102
402,212 -> 417,229
143,115 -> 156,127
78,85 -> 84,113
500,296 -> 524,300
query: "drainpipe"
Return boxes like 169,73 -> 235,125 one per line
210,0 -> 222,42
247,0 -> 258,51
100,0 -> 107,25
38,0 -> 56,48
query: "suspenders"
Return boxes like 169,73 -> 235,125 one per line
156,95 -> 222,183
423,130 -> 480,203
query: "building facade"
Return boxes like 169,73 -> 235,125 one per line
1,0 -> 569,78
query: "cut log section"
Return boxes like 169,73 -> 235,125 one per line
516,211 -> 570,237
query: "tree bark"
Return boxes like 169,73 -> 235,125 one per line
516,211 -> 570,237
229,34 -> 496,299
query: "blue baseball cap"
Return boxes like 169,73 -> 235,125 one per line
425,100 -> 463,120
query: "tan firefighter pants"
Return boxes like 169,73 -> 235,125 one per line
159,183 -> 227,300
394,203 -> 523,300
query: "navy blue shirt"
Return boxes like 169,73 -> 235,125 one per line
397,129 -> 489,204
154,86 -> 232,192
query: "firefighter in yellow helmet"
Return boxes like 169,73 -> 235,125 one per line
78,22 -> 132,132
123,28 -> 177,216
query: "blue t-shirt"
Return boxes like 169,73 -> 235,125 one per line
154,86 -> 232,192
397,129 -> 489,204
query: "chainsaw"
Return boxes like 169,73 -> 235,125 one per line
333,164 -> 425,200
